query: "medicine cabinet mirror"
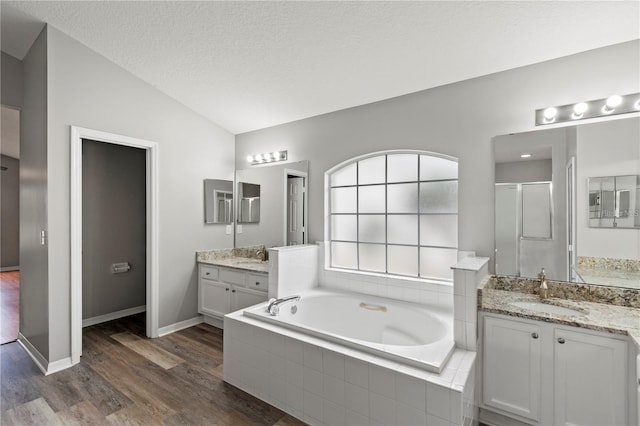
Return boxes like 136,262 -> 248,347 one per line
588,175 -> 640,228
204,179 -> 233,224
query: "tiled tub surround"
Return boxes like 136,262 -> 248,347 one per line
480,276 -> 640,346
196,245 -> 269,273
223,243 -> 483,425
224,311 -> 476,426
575,256 -> 640,289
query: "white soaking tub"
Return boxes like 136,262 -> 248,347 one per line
243,289 -> 454,373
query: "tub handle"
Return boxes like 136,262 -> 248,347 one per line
359,302 -> 387,313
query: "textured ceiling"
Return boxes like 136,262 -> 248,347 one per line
2,1 -> 639,134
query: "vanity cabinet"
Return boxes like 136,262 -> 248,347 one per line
481,313 -> 628,426
198,264 -> 268,323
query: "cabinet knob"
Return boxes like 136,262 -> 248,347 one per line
225,288 -> 229,291
232,289 -> 236,293
531,332 -> 539,339
206,272 -> 210,275
557,337 -> 566,344
255,282 -> 260,286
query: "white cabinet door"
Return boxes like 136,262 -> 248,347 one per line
231,286 -> 267,313
483,316 -> 542,421
554,328 -> 627,426
200,280 -> 230,317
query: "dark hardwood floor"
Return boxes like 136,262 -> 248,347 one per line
0,271 -> 19,345
1,313 -> 305,425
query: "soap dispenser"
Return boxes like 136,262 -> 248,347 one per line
538,268 -> 549,299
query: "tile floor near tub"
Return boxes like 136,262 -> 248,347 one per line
224,312 -> 477,426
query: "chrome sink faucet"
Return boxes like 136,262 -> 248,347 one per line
256,249 -> 265,261
267,295 -> 300,316
538,268 -> 549,299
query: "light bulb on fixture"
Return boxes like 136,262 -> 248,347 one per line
572,102 -> 588,119
263,153 -> 272,161
272,152 -> 280,160
543,107 -> 557,122
602,95 -> 622,114
246,155 -> 254,162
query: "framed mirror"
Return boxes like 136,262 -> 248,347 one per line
204,179 -> 233,224
493,117 -> 639,289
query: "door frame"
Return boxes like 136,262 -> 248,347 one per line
70,126 -> 159,365
283,169 -> 308,245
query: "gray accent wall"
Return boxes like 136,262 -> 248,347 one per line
235,40 -> 640,269
495,159 -> 552,184
82,140 -> 146,320
46,26 -> 235,362
20,27 -> 49,359
1,154 -> 20,269
1,51 -> 24,108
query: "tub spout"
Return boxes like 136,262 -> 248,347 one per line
267,295 -> 301,316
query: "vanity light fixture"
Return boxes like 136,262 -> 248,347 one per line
247,150 -> 288,165
536,92 -> 640,126
520,153 -> 532,158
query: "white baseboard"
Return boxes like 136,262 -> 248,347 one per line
83,305 -> 146,327
158,315 -> 204,337
0,266 -> 20,272
17,333 -> 73,375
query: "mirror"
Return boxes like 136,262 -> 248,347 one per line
204,179 -> 233,224
237,182 -> 261,223
588,175 -> 640,228
235,160 -> 309,248
494,117 -> 640,289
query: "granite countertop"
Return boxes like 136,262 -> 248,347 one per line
196,245 -> 269,274
479,278 -> 640,349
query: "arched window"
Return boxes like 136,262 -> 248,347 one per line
326,151 -> 458,281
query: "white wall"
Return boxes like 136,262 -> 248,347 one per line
235,40 -> 640,270
45,26 -> 235,362
577,117 -> 640,260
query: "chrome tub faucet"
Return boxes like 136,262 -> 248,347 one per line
267,295 -> 301,316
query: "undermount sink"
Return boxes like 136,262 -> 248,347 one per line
510,301 -> 586,317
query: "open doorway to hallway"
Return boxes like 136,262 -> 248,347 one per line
1,105 -> 21,344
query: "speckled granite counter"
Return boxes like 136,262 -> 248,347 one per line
575,266 -> 640,289
479,276 -> 640,349
196,245 -> 269,273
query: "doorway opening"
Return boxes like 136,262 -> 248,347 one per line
1,105 -> 21,344
284,169 -> 307,246
70,127 -> 159,366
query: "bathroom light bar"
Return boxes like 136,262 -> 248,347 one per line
246,150 -> 288,165
535,93 -> 640,126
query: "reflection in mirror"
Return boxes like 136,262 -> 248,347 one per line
204,179 -> 233,224
588,175 -> 640,228
237,182 -> 261,223
235,160 -> 309,248
494,117 -> 640,289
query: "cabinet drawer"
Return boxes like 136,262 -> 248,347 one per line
246,273 -> 268,292
200,265 -> 219,280
220,268 -> 245,285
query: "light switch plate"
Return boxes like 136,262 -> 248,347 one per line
226,225 -> 232,235
237,224 -> 243,234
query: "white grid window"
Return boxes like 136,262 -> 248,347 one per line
328,152 -> 458,281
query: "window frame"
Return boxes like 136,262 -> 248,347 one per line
325,150 -> 459,282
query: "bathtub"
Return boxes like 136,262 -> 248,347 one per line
243,289 -> 454,373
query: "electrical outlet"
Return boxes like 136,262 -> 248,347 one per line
225,225 -> 232,235
237,224 -> 243,234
